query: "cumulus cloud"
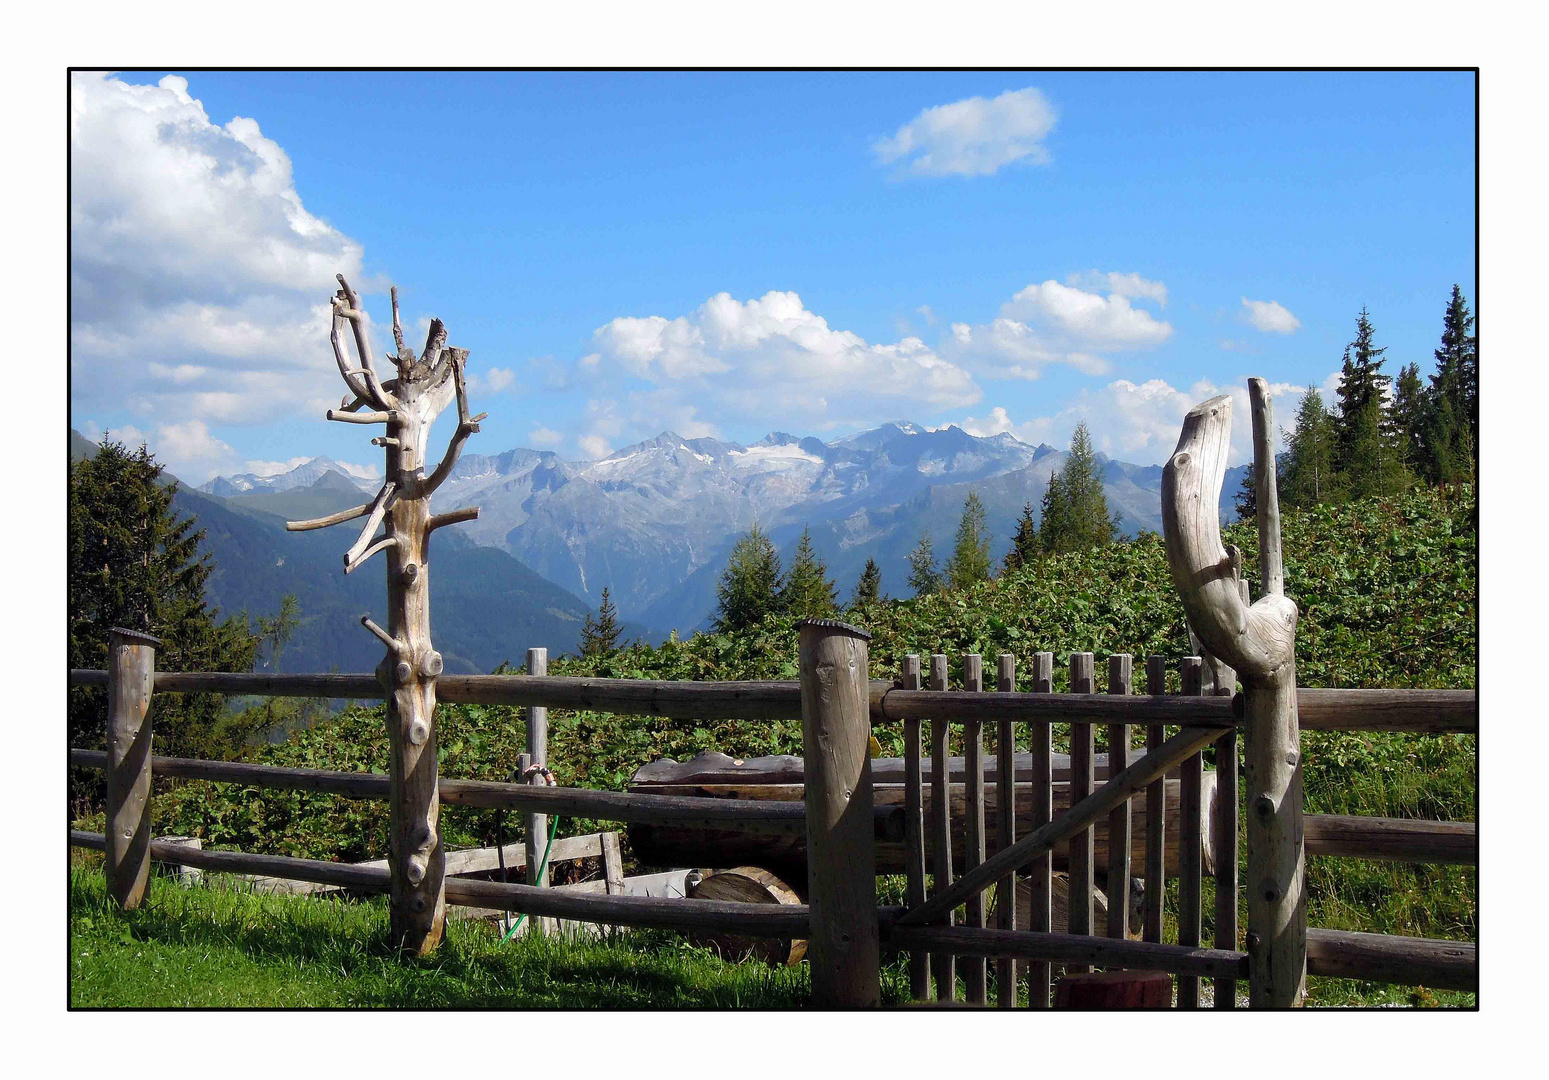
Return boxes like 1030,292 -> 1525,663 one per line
873,87 -> 1058,177
70,72 -> 371,439
943,277 -> 1172,382
955,377 -> 1313,467
1066,271 -> 1168,307
528,427 -> 563,449
574,290 -> 981,452
471,366 -> 516,394
1241,297 -> 1302,334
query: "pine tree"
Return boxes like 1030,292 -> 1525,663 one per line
849,557 -> 883,608
713,522 -> 783,633
1041,422 -> 1119,553
579,586 -> 623,657
1391,362 -> 1429,474
778,527 -> 839,619
69,438 -> 262,799
944,491 -> 993,589
1426,285 -> 1477,485
907,530 -> 943,597
1234,467 -> 1258,523
1280,386 -> 1340,507
1001,502 -> 1039,575
1333,309 -> 1409,499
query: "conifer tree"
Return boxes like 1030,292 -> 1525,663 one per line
907,530 -> 943,597
578,586 -> 623,657
1279,386 -> 1340,507
1001,502 -> 1039,574
1233,467 -> 1258,523
713,522 -> 783,633
1425,285 -> 1477,485
1040,422 -> 1119,553
1333,309 -> 1409,499
69,438 -> 262,799
850,557 -> 883,608
945,491 -> 993,589
778,527 -> 839,619
1391,361 -> 1429,473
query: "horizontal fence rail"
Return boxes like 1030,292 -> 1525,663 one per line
1306,928 -> 1477,992
885,923 -> 1248,982
68,670 -> 1477,733
68,749 -> 904,839
1304,814 -> 1477,865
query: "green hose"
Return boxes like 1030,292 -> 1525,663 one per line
501,813 -> 561,943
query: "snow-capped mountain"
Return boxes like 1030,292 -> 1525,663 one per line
200,422 -> 1246,635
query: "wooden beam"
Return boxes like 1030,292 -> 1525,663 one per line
887,924 -> 1247,982
1306,928 -> 1476,992
1304,815 -> 1476,864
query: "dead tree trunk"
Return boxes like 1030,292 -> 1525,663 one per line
1160,378 -> 1304,1007
286,277 -> 485,956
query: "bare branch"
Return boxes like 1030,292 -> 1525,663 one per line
286,501 -> 372,533
415,352 -> 480,497
327,408 -> 396,426
343,481 -> 398,570
421,317 -> 448,372
330,315 -> 372,404
338,393 -> 370,413
390,286 -> 410,368
345,535 -> 397,575
426,506 -> 480,534
334,275 -> 397,411
360,615 -> 409,656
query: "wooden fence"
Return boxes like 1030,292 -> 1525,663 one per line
68,622 -> 1476,1007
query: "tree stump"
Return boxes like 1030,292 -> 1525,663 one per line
687,866 -> 806,965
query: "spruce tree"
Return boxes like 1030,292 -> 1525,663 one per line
1001,502 -> 1038,575
944,491 -> 993,589
1391,361 -> 1429,474
778,527 -> 839,619
1426,285 -> 1477,485
907,530 -> 943,597
69,438 -> 261,801
1280,386 -> 1340,507
1041,422 -> 1119,553
579,586 -> 623,657
850,557 -> 883,608
1333,309 -> 1409,499
713,522 -> 783,633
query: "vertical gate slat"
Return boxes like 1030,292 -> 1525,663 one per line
1213,720 -> 1239,1008
1105,654 -> 1133,941
1067,652 -> 1096,973
1178,655 -> 1205,1008
901,654 -> 930,1001
962,654 -> 988,1005
1143,655 -> 1167,945
995,652 -> 1018,1007
928,653 -> 955,1002
1028,651 -> 1054,1007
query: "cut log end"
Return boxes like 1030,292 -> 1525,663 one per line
686,866 -> 807,965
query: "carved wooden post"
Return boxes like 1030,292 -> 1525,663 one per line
1161,378 -> 1304,1007
285,277 -> 485,956
105,627 -> 158,910
798,618 -> 879,1007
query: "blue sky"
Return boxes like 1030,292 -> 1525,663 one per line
69,70 -> 1475,483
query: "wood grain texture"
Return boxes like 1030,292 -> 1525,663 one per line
1177,657 -> 1205,1008
1105,653 -> 1133,941
1029,651 -> 1054,1008
1068,652 -> 1096,971
1304,815 -> 1476,864
1143,655 -> 1167,944
798,622 -> 880,1006
887,924 -> 1246,982
524,649 -> 551,935
104,630 -> 157,910
1305,928 -> 1476,992
900,655 -> 930,1001
995,652 -> 1018,1007
928,653 -> 955,1002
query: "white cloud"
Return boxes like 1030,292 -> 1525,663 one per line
954,377 -> 1312,467
577,434 -> 613,460
335,460 -> 383,481
1066,271 -> 1168,308
70,72 -> 370,439
916,304 -> 937,326
1241,297 -> 1302,334
944,278 -> 1172,382
471,366 -> 516,394
528,426 -> 563,448
874,87 -> 1058,177
575,290 -> 981,449
245,456 -> 314,478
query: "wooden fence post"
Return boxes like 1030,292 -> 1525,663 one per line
1105,653 -> 1133,940
900,654 -> 931,1001
105,627 -> 159,910
1142,656 -> 1168,945
1068,651 -> 1096,971
961,653 -> 988,1004
928,652 -> 955,1001
1178,656 -> 1205,1008
525,647 -> 552,936
1161,379 -> 1304,1007
798,619 -> 880,1007
1028,651 -> 1055,1007
995,652 -> 1018,1007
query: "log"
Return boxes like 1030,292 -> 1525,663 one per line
1053,970 -> 1173,1009
66,669 -> 1476,733
105,628 -> 158,910
686,866 -> 807,965
634,748 -> 1160,787
1304,815 -> 1476,864
796,620 -> 879,1007
1305,928 -> 1476,992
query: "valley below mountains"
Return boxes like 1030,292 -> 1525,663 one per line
196,421 -> 1247,640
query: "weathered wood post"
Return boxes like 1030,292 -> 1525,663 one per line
525,647 -> 552,937
798,618 -> 880,1007
284,277 -> 486,956
1161,378 -> 1304,1007
105,627 -> 158,910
